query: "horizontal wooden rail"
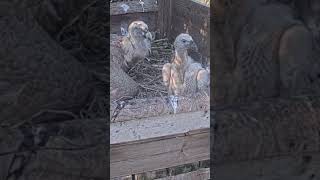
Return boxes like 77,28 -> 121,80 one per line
110,110 -> 210,178
155,168 -> 210,180
110,0 -> 158,15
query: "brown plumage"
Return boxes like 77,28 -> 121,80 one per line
110,21 -> 153,101
162,33 -> 210,97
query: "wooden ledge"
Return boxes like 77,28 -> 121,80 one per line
110,110 -> 210,178
110,0 -> 158,15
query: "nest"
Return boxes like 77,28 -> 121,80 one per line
127,38 -> 174,99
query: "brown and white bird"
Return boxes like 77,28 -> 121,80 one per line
110,21 -> 153,101
121,21 -> 153,72
162,33 -> 209,112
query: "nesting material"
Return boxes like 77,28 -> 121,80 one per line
127,38 -> 174,99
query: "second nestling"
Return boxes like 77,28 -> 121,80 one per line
162,33 -> 210,112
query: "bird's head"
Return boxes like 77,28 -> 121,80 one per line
174,33 -> 198,53
128,21 -> 153,41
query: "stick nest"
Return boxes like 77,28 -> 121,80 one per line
127,38 -> 174,99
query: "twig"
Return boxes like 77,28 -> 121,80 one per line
139,84 -> 167,94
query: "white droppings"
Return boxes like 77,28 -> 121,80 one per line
120,3 -> 130,13
169,95 -> 178,114
120,27 -> 128,36
139,0 -> 145,12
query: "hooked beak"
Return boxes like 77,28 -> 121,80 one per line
189,41 -> 198,51
145,31 -> 153,41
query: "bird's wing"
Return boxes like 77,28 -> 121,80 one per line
110,34 -> 125,66
144,38 -> 152,55
120,36 -> 135,70
187,56 -> 195,64
183,62 -> 202,95
196,69 -> 210,90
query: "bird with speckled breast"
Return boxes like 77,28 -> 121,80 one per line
162,33 -> 210,112
110,21 -> 153,101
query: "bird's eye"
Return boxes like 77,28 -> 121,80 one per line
182,40 -> 186,43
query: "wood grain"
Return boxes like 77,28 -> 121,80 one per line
110,111 -> 209,178
111,130 -> 209,178
170,0 -> 210,58
157,0 -> 173,38
111,110 -> 209,144
110,12 -> 157,34
110,0 -> 158,15
156,168 -> 210,180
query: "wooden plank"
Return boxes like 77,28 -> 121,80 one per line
110,95 -> 209,122
111,130 -> 209,178
111,110 -> 209,144
214,153 -> 320,180
213,96 -> 320,165
155,168 -> 210,180
157,0 -> 173,38
110,0 -> 158,15
110,111 -> 210,178
190,0 -> 210,7
170,0 -> 210,59
110,12 -> 157,34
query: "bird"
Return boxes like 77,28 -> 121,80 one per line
110,20 -> 153,101
162,33 -> 210,112
121,20 -> 153,72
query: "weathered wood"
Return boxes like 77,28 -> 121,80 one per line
110,12 -> 157,34
111,110 -> 209,144
157,0 -> 173,38
110,0 -> 158,15
155,168 -> 210,180
214,153 -> 320,180
190,0 -> 210,7
212,95 -> 320,165
110,95 -> 209,122
111,130 -> 209,178
170,0 -> 210,59
110,111 -> 210,178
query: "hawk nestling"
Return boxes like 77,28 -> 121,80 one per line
162,33 -> 210,112
121,20 -> 153,72
110,21 -> 153,101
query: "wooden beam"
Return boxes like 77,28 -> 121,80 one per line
157,0 -> 173,38
110,111 -> 210,178
111,111 -> 209,144
190,0 -> 210,7
155,168 -> 210,180
170,0 -> 210,58
110,0 -> 158,15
